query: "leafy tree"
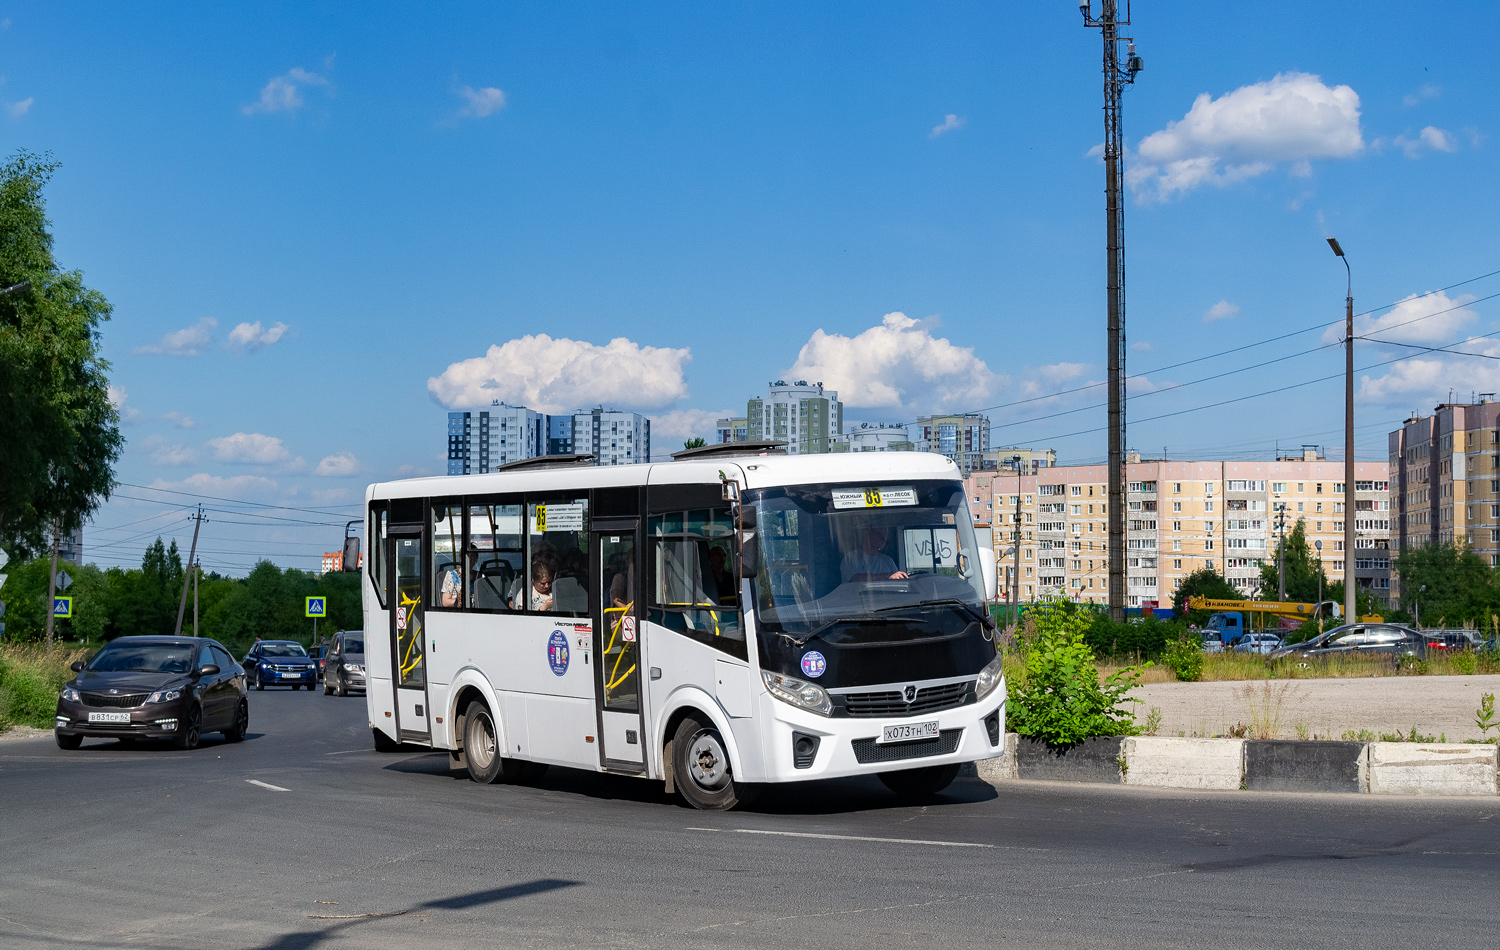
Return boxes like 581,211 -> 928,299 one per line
0,150 -> 122,557
1171,566 -> 1242,624
1256,518 -> 1326,603
682,437 -> 707,450
1389,542 -> 1498,627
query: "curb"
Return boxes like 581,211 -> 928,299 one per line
978,734 -> 1499,796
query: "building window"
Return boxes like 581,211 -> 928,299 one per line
1173,558 -> 1182,569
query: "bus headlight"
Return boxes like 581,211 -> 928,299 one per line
974,654 -> 1003,702
761,670 -> 832,717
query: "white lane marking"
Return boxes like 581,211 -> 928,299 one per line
324,750 -> 364,755
687,827 -> 992,848
246,779 -> 290,792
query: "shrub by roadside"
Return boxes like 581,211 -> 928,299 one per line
0,646 -> 87,732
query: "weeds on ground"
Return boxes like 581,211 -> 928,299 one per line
0,645 -> 89,731
1341,726 -> 1444,742
1144,706 -> 1162,736
1239,679 -> 1301,739
1477,693 -> 1498,737
1161,631 -> 1205,683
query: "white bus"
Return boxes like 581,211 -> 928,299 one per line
362,445 -> 1004,809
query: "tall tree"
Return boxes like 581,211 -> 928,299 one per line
1171,566 -> 1242,622
0,150 -> 122,557
1257,518 -> 1324,603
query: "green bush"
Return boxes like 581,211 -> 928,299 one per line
0,645 -> 83,730
1007,599 -> 1147,748
1162,630 -> 1205,682
1084,613 -> 1184,660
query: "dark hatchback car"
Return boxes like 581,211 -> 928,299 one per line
1266,623 -> 1427,663
242,640 -> 318,690
322,630 -> 366,697
55,636 -> 247,750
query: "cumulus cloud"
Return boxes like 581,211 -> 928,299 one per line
784,312 -> 1004,413
134,318 -> 216,356
147,472 -> 280,499
1128,72 -> 1363,201
314,452 -> 360,477
142,435 -> 198,466
929,114 -> 965,139
1131,341 -> 1153,352
6,97 -> 33,119
1402,84 -> 1441,107
1322,291 -> 1478,346
1390,126 -> 1457,158
1204,300 -> 1240,323
1036,362 -> 1088,384
108,386 -> 142,424
427,334 -> 691,413
243,65 -> 331,115
648,409 -> 734,456
207,431 -> 300,467
1358,338 -> 1500,406
451,85 -> 506,121
228,320 -> 289,350
163,411 -> 197,429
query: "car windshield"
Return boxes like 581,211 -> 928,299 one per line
88,642 -> 195,674
343,638 -> 363,655
260,643 -> 308,657
747,480 -> 987,638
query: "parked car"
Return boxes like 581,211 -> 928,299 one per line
1231,633 -> 1284,655
1266,623 -> 1426,663
322,630 -> 366,697
241,640 -> 319,690
1421,630 -> 1480,652
1199,631 -> 1225,654
307,642 -> 326,681
54,636 -> 247,750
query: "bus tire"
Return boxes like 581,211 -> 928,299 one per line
672,714 -> 745,811
878,763 -> 960,800
463,700 -> 504,784
372,727 -> 403,753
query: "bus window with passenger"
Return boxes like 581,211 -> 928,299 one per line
528,497 -> 589,615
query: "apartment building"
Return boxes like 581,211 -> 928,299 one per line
447,402 -> 651,472
914,413 -> 989,474
1390,399 -> 1500,606
833,423 -> 913,453
966,451 -> 1392,606
745,381 -> 844,454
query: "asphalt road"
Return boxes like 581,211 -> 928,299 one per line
1,687 -> 1497,950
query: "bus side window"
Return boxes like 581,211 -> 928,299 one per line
648,508 -> 745,659
368,505 -> 388,608
467,501 -> 524,612
432,502 -> 463,609
529,497 -> 590,615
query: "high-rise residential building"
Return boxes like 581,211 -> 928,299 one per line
915,413 -> 990,474
570,408 -> 651,466
447,402 -> 543,475
1390,398 -> 1500,607
716,416 -> 748,444
833,423 -> 913,453
56,528 -> 83,566
968,450 -> 1392,607
745,380 -> 843,454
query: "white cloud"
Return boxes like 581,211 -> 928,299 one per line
929,114 -> 965,139
1402,84 -> 1440,107
1203,300 -> 1240,323
228,320 -> 289,350
1391,126 -> 1457,158
163,411 -> 197,429
427,334 -> 691,413
207,431 -> 299,467
142,435 -> 198,466
784,312 -> 1004,413
648,409 -> 734,456
243,65 -> 331,115
147,472 -> 280,499
1129,72 -> 1363,201
1130,341 -> 1153,352
1358,337 -> 1500,406
1036,362 -> 1088,384
108,386 -> 142,424
453,85 -> 506,120
314,452 -> 360,477
134,318 -> 216,356
6,97 -> 32,119
1322,291 -> 1478,346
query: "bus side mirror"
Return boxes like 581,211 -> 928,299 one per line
739,534 -> 759,578
342,536 -> 361,572
978,548 -> 997,599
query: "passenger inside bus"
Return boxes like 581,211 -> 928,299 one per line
439,565 -> 463,607
529,556 -> 555,611
840,525 -> 910,582
707,545 -> 736,603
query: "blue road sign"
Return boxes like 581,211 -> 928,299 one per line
305,596 -> 327,618
53,596 -> 72,618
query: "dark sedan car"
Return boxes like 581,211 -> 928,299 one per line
322,630 -> 366,697
242,640 -> 318,690
55,636 -> 247,750
1266,623 -> 1426,663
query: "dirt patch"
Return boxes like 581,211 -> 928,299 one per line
0,725 -> 53,742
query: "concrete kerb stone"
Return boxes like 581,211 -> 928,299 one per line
1122,736 -> 1243,790
1244,740 -> 1365,793
1014,735 -> 1124,783
1366,742 -> 1499,796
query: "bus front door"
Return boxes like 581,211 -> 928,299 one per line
592,523 -> 644,771
391,531 -> 431,743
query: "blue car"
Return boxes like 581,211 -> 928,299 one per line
241,641 -> 318,691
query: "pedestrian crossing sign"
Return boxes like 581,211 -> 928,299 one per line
305,596 -> 327,618
53,596 -> 72,618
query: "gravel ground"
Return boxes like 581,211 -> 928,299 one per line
0,725 -> 51,742
1130,673 -> 1500,741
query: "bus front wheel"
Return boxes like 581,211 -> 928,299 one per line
672,714 -> 751,811
879,763 -> 960,800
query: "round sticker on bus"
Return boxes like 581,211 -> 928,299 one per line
800,651 -> 827,679
547,630 -> 570,676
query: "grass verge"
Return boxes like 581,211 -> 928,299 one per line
0,645 -> 89,732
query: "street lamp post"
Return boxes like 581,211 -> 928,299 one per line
1415,583 -> 1427,629
1314,539 -> 1324,632
1327,237 -> 1356,629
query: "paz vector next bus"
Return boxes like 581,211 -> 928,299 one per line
361,444 -> 1005,810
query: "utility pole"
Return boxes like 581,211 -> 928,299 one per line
44,517 -> 61,652
1013,456 -> 1023,617
1327,238 -> 1357,627
1082,0 -> 1142,622
193,560 -> 200,637
174,507 -> 205,637
1275,504 -> 1288,602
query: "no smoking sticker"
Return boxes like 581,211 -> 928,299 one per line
622,616 -> 636,642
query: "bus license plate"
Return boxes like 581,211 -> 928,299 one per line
880,721 -> 939,743
87,712 -> 131,724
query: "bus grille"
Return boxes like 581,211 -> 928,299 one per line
851,729 -> 963,765
82,693 -> 148,708
842,682 -> 969,718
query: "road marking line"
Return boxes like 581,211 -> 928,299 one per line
324,750 -> 364,755
687,827 -> 992,848
247,779 -> 290,792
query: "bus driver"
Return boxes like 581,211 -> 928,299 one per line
841,525 -> 909,583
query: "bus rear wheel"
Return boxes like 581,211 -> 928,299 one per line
879,763 -> 960,800
672,715 -> 750,811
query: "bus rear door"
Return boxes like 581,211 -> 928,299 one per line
390,523 -> 431,743
592,520 -> 645,771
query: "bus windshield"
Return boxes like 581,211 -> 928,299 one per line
747,480 -> 986,640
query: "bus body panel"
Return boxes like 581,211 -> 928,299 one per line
650,683 -> 746,781
439,666 -> 506,752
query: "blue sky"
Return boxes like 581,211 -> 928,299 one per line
3,2 -> 1496,572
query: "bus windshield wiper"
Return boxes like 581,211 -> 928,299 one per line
875,598 -> 991,628
782,616 -> 868,647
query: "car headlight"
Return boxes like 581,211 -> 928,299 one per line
974,653 -> 1004,702
60,686 -> 80,703
761,670 -> 832,717
349,665 -> 364,673
147,688 -> 182,704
